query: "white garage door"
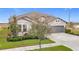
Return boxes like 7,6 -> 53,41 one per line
52,26 -> 65,33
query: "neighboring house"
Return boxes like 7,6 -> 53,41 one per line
9,12 -> 67,36
0,23 -> 8,29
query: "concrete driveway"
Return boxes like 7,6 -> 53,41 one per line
48,33 -> 79,51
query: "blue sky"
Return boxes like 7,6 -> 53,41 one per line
0,8 -> 79,23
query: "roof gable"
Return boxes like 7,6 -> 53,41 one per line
9,12 -> 66,24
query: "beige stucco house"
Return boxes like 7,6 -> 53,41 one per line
9,12 -> 67,36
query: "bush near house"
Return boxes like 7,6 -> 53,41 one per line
7,34 -> 48,42
23,33 -> 39,39
65,29 -> 71,33
7,36 -> 22,42
7,36 -> 37,42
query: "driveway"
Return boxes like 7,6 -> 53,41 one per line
48,33 -> 79,51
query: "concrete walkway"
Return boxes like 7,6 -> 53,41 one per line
1,43 -> 61,51
48,33 -> 79,51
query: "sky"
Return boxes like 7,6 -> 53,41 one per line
0,8 -> 79,23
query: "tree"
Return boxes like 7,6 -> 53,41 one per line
67,22 -> 74,29
29,20 -> 50,50
8,16 -> 19,37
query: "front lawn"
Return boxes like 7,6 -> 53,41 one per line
0,28 -> 54,50
0,39 -> 54,50
71,29 -> 79,35
33,45 -> 72,51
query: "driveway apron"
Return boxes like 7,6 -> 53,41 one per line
48,33 -> 79,51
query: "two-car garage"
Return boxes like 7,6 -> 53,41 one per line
51,26 -> 65,33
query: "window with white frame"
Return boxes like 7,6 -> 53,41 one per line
23,25 -> 27,32
56,19 -> 60,22
18,24 -> 21,32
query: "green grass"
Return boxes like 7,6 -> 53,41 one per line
33,45 -> 72,51
0,39 -> 54,50
71,29 -> 79,35
0,28 -> 54,50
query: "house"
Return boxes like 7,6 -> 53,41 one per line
9,12 -> 67,36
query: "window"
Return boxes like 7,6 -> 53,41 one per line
23,25 -> 27,32
56,19 -> 59,22
18,25 -> 21,32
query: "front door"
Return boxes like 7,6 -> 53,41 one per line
18,24 -> 27,36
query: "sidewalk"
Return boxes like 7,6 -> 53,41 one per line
1,43 -> 61,51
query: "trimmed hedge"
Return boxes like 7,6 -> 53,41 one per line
7,36 -> 23,42
23,34 -> 39,39
7,35 -> 39,42
24,35 -> 38,39
7,33 -> 47,42
65,29 -> 71,33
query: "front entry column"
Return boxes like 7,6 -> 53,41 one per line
21,24 -> 23,32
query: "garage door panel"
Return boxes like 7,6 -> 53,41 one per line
52,26 -> 65,33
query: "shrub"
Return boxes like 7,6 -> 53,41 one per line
23,34 -> 38,39
7,33 -> 48,42
7,34 -> 39,42
7,35 -> 47,42
7,36 -> 22,42
65,29 -> 71,33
